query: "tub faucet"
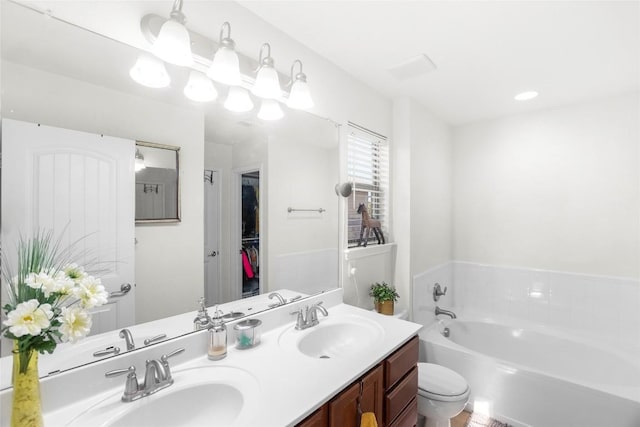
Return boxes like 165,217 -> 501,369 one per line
435,306 -> 457,319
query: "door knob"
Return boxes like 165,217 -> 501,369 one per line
208,251 -> 218,257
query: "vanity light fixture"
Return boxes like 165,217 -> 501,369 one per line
251,43 -> 281,99
257,99 -> 284,121
129,52 -> 170,88
286,59 -> 314,110
184,70 -> 218,102
207,22 -> 241,86
225,86 -> 254,112
151,0 -> 193,67
135,149 -> 146,172
514,91 -> 538,101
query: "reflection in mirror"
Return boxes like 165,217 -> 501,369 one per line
135,141 -> 181,223
0,1 -> 340,380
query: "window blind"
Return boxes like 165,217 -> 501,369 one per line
346,123 -> 389,246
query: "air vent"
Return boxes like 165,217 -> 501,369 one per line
387,54 -> 437,81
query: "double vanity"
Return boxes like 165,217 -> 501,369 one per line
0,289 -> 421,426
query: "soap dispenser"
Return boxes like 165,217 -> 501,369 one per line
194,297 -> 212,331
208,306 -> 227,360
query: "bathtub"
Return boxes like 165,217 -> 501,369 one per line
419,317 -> 640,427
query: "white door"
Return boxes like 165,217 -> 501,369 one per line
204,170 -> 220,305
2,119 -> 136,333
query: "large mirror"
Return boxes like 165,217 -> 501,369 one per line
0,1 -> 339,384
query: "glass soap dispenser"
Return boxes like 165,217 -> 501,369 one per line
208,306 -> 227,360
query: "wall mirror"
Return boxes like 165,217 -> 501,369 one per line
135,141 -> 181,223
0,0 -> 339,385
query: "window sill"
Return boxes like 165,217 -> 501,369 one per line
343,242 -> 396,261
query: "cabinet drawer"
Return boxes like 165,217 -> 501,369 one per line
384,336 -> 419,390
384,366 -> 418,425
387,397 -> 417,427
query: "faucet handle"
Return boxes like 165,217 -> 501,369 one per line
105,366 -> 139,400
290,308 -> 305,329
160,347 -> 185,382
432,283 -> 448,301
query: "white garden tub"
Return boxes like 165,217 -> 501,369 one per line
420,317 -> 640,427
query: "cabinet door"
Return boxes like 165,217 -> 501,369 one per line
298,405 -> 329,427
329,364 -> 384,427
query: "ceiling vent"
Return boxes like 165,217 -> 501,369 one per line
387,54 -> 437,81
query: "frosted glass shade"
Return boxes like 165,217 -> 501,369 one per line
257,99 -> 284,121
152,19 -> 193,66
135,149 -> 146,172
286,80 -> 314,109
224,86 -> 254,112
129,53 -> 170,88
207,47 -> 241,86
184,71 -> 218,102
251,66 -> 281,99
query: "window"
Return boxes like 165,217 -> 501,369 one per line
346,122 -> 389,247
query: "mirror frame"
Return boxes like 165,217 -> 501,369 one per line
135,140 -> 181,224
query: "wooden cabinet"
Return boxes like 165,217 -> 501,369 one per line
297,405 -> 328,427
328,364 -> 384,427
296,335 -> 418,427
383,336 -> 419,427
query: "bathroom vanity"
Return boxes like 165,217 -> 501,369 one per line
298,336 -> 419,427
0,289 -> 421,426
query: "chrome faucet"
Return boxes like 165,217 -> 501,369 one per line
290,302 -> 328,330
268,292 -> 286,307
119,328 -> 135,351
105,348 -> 185,402
435,306 -> 457,319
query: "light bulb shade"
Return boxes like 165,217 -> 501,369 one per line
257,99 -> 284,121
130,53 -> 170,88
286,79 -> 314,109
251,66 -> 281,99
207,46 -> 241,85
152,19 -> 193,66
224,86 -> 254,112
135,149 -> 146,172
184,70 -> 218,102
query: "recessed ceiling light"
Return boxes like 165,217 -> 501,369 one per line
514,91 -> 538,101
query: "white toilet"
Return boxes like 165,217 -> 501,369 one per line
417,363 -> 470,427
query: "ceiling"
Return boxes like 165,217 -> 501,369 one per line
237,0 -> 640,125
10,1 -> 640,127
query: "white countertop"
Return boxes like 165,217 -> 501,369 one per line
0,289 -> 421,426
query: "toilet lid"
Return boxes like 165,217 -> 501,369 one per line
417,363 -> 468,398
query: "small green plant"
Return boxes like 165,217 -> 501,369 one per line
369,282 -> 399,302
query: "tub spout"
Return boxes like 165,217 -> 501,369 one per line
435,306 -> 457,319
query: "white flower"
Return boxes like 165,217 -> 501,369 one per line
73,276 -> 109,309
63,263 -> 87,283
59,307 -> 92,343
3,299 -> 53,337
25,270 -> 74,297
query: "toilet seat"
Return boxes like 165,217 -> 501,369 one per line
417,363 -> 469,402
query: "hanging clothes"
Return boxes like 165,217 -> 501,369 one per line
241,249 -> 254,279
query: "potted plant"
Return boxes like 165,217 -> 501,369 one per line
369,282 -> 399,315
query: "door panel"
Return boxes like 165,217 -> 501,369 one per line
2,118 -> 136,332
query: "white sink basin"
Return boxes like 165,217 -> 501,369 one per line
67,365 -> 260,427
279,315 -> 384,359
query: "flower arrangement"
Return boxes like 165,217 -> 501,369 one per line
2,230 -> 109,374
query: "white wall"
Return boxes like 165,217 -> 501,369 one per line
453,92 -> 639,278
391,97 -> 453,315
2,62 -> 205,323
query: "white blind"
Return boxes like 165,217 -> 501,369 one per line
346,123 -> 389,246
